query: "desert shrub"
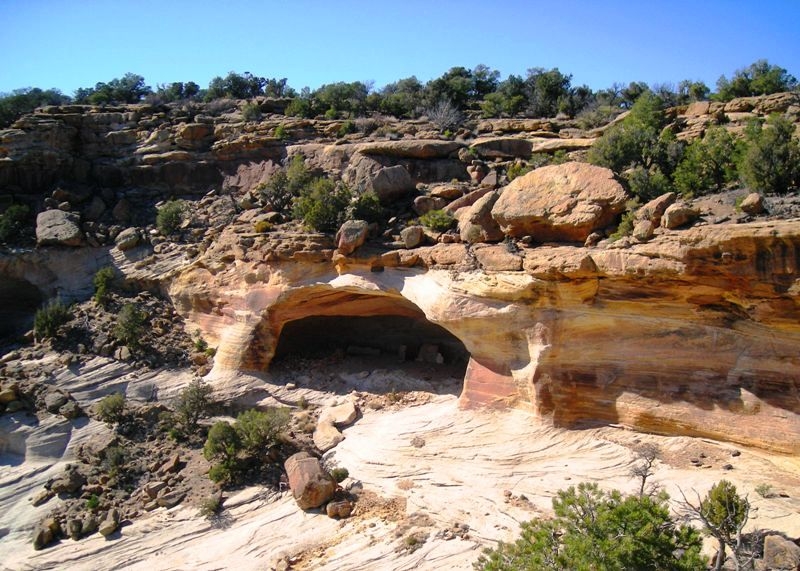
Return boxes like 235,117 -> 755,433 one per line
208,464 -> 232,484
175,379 -> 214,433
235,408 -> 290,456
204,421 -> 241,466
96,393 -> 127,425
755,483 -> 775,498
293,178 -> 352,232
156,200 -> 186,236
0,204 -> 31,244
330,467 -> 349,483
253,220 -> 273,233
673,126 -> 737,197
506,162 -> 532,181
337,120 -> 356,137
102,445 -> 127,479
610,209 -> 636,241
426,99 -> 463,132
273,123 -> 287,140
626,165 -> 672,202
349,191 -> 384,224
34,298 -> 72,339
113,303 -> 146,349
419,209 -> 455,232
85,494 -> 100,511
93,266 -> 116,306
284,98 -> 312,118
576,104 -> 622,130
476,483 -> 705,571
715,59 -> 798,101
198,494 -> 222,518
738,114 -> 800,194
240,102 -> 261,122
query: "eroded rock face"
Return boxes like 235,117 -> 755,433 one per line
491,162 -> 627,242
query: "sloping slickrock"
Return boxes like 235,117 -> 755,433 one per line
491,162 -> 627,242
284,452 -> 336,509
35,209 -> 84,246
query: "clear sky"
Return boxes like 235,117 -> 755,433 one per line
1,0 -> 798,96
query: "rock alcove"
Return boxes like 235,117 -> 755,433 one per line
0,276 -> 43,340
245,287 -> 470,395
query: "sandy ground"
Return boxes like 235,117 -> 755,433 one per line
2,365 -> 799,570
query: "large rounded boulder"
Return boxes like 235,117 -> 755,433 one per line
491,162 -> 627,242
284,451 -> 336,510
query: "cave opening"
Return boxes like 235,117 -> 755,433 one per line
0,276 -> 44,342
270,313 -> 470,396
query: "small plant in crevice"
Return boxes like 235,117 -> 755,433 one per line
96,392 -> 127,426
34,298 -> 72,339
92,266 -> 116,306
418,209 -> 455,232
156,200 -> 186,236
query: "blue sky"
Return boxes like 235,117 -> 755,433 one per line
1,0 -> 798,96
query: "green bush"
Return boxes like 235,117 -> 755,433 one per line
738,115 -> 800,194
506,163 -> 532,181
626,165 -> 672,202
208,464 -> 232,484
253,220 -> 273,233
349,191 -> 384,224
273,124 -> 287,140
337,120 -> 356,137
85,494 -> 100,511
673,126 -> 737,197
293,178 -> 352,232
475,483 -> 705,571
419,209 -> 455,232
156,200 -> 185,236
113,303 -> 146,349
241,102 -> 261,121
96,393 -> 126,425
257,171 -> 293,214
330,467 -> 349,483
93,266 -> 116,306
198,494 -> 222,517
235,408 -> 290,455
204,421 -> 241,465
34,299 -> 72,339
175,379 -> 214,433
610,209 -> 636,241
0,204 -> 31,244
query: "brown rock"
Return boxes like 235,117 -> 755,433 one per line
636,192 -> 676,225
762,534 -> 800,570
632,219 -> 655,242
50,468 -> 86,494
0,386 -> 17,404
470,138 -> 533,160
33,518 -> 61,550
400,225 -> 425,248
661,203 -> 699,229
143,481 -> 167,499
412,195 -> 448,216
371,166 -> 415,202
326,500 -> 353,519
491,162 -> 627,242
473,244 -> 523,271
430,185 -> 463,200
156,491 -> 185,508
356,139 -> 462,160
739,192 -> 765,215
458,191 -> 504,244
443,187 -> 494,214
157,453 -> 181,476
335,220 -> 369,255
284,452 -> 337,509
313,421 -> 344,452
98,508 -> 120,536
114,227 -> 141,250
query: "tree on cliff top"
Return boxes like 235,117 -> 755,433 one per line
74,72 -> 151,104
715,59 -> 798,101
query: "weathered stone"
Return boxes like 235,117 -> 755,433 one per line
84,196 -> 107,221
430,185 -> 463,200
636,192 -> 676,225
33,518 -> 61,550
632,219 -> 655,242
458,191 -> 503,244
326,500 -> 353,519
157,453 -> 181,476
313,422 -> 345,452
417,344 -> 444,364
98,508 -> 120,536
36,210 -> 83,246
412,195 -> 448,216
66,518 -> 83,540
739,192 -> 765,215
470,138 -> 533,159
371,165 -> 414,202
491,162 -> 627,242
30,488 -> 54,507
156,491 -> 185,509
443,187 -> 494,214
284,452 -> 336,509
400,225 -> 425,248
44,391 -> 69,413
58,400 -> 83,420
114,227 -> 141,250
319,401 -> 358,427
81,515 -> 98,537
661,203 -> 699,229
143,481 -> 167,499
762,534 -> 800,570
473,244 -> 523,271
50,469 -> 86,494
0,386 -> 17,404
335,220 -> 369,255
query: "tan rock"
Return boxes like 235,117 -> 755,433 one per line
473,245 -> 522,271
739,192 -> 765,215
284,452 -> 337,509
400,225 -> 425,248
661,203 -> 699,229
313,421 -> 345,452
458,191 -> 503,244
335,220 -> 369,255
491,162 -> 627,241
356,140 -> 462,159
36,210 -> 83,247
762,534 -> 800,570
632,219 -> 655,242
469,138 -> 533,159
319,401 -> 358,427
636,192 -> 676,225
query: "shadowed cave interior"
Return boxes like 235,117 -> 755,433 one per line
270,314 -> 470,394
0,276 -> 43,341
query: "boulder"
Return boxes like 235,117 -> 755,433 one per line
319,401 -> 358,427
81,515 -> 98,537
412,195 -> 448,216
33,518 -> 61,550
44,391 -> 69,413
458,191 -> 504,244
326,500 -> 353,519
636,192 -> 676,226
157,491 -> 185,508
50,468 -> 86,494
739,192 -> 765,215
356,139 -> 462,160
762,534 -> 800,570
313,422 -> 345,452
143,481 -> 167,499
661,203 -> 699,229
491,162 -> 627,242
66,518 -> 83,540
430,185 -> 463,200
632,219 -> 655,242
472,244 -> 523,271
335,220 -> 369,255
0,386 -> 17,404
371,165 -> 414,202
84,196 -> 107,221
98,508 -> 120,536
400,225 -> 425,248
36,210 -> 83,246
114,227 -> 141,250
443,187 -> 494,214
284,451 -> 337,509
